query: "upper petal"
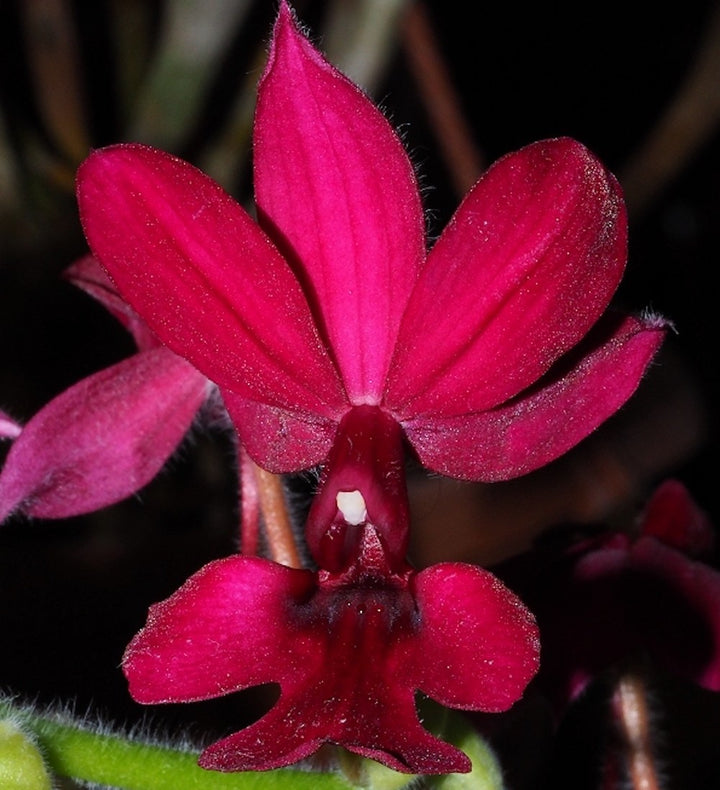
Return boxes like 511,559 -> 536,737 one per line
403,312 -> 666,480
386,138 -> 628,417
254,3 -> 425,403
411,563 -> 540,712
123,555 -> 317,703
77,144 -> 345,417
0,348 -> 208,521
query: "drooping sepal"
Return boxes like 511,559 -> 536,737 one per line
0,348 -> 208,521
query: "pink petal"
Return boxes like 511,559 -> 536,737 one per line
627,537 -> 720,690
404,313 -> 666,480
386,138 -> 628,417
123,556 -> 316,702
640,478 -> 714,557
0,410 -> 21,440
254,3 -> 425,404
412,563 -> 540,712
77,144 -> 345,417
222,390 -> 338,473
64,254 -> 159,351
0,348 -> 208,521
556,536 -> 720,696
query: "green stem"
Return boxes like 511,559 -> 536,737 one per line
1,701 -> 353,790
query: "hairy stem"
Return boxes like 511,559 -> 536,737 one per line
1,700 -> 352,790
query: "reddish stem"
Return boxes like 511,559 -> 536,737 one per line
401,0 -> 484,198
254,464 -> 302,569
238,445 -> 260,556
609,673 -> 662,790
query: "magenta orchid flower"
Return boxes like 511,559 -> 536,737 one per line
123,519 -> 540,774
0,255 -> 210,523
510,479 -> 720,715
76,2 -> 667,572
71,0 -> 669,775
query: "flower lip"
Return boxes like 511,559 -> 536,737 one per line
123,521 -> 539,774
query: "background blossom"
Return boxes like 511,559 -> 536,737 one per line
0,256 -> 211,523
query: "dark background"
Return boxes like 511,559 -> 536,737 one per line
1,1 -> 718,787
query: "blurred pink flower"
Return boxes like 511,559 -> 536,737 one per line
76,2 -> 666,569
123,521 -> 540,774
0,256 -> 210,522
512,479 -> 720,713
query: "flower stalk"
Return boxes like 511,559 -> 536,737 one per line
251,458 -> 302,568
609,674 -> 662,790
0,698 -> 504,789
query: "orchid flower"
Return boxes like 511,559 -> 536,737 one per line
76,2 -> 667,572
509,479 -> 720,715
0,255 -> 210,523
123,518 -> 539,775
72,0 -> 669,775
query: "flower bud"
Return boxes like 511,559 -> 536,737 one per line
0,718 -> 53,790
